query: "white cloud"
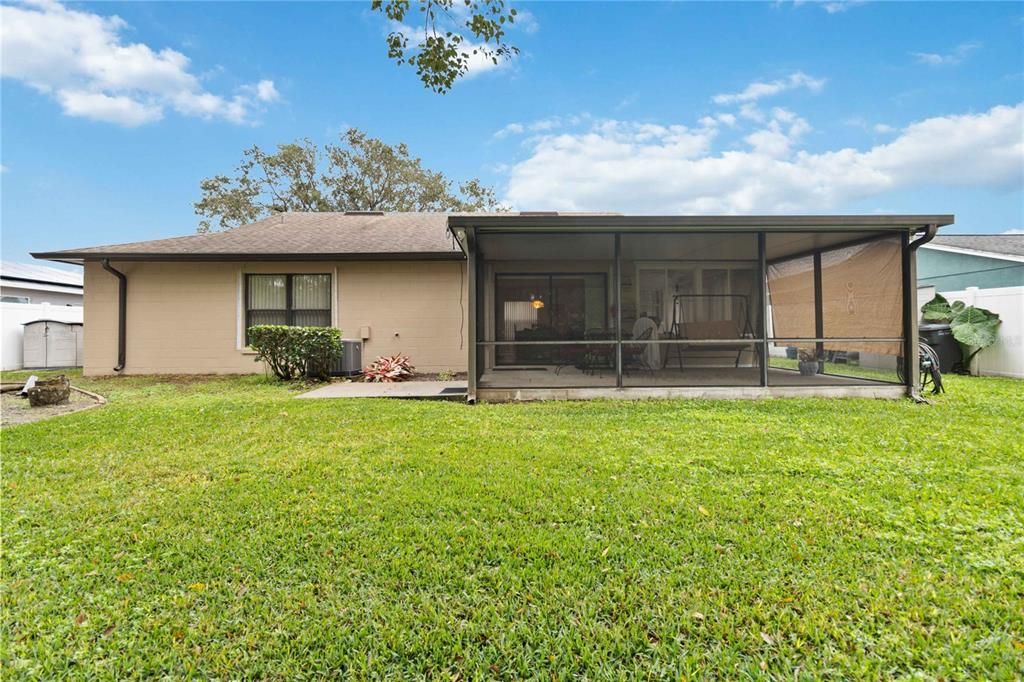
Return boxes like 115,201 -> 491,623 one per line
528,117 -> 562,132
462,44 -> 507,78
0,0 -> 279,126
846,118 -> 898,135
492,115 -> 588,139
712,72 -> 826,105
494,122 -> 525,139
514,8 -> 540,35
57,89 -> 163,126
775,0 -> 867,12
700,113 -> 738,128
821,1 -> 866,13
739,103 -> 765,122
503,103 -> 1024,214
1001,228 -> 1024,234
912,42 -> 981,66
254,79 -> 280,103
743,108 -> 812,158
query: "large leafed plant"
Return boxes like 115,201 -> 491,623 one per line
921,294 -> 1001,372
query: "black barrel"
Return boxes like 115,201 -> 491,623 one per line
919,323 -> 962,373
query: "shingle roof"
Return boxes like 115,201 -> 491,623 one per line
33,212 -> 469,262
928,235 -> 1024,258
1,260 -> 84,287
32,211 -> 953,263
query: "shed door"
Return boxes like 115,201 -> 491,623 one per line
47,324 -> 79,367
22,324 -> 46,369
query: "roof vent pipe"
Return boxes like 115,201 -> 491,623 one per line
100,259 -> 127,372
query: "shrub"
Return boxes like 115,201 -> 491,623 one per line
248,326 -> 342,381
920,295 -> 1001,372
436,369 -> 457,381
363,354 -> 415,383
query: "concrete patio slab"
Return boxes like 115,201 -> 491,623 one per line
296,380 -> 467,400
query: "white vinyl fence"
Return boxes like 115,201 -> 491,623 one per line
1,302 -> 84,371
938,286 -> 1023,379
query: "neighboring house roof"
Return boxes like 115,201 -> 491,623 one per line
923,235 -> 1024,262
1,261 -> 84,289
32,211 -> 954,263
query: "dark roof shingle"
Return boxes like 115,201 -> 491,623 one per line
929,235 -> 1024,258
33,212 -> 464,261
33,211 -> 956,262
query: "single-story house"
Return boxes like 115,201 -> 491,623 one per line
34,212 -> 953,401
918,234 -> 1024,290
1,260 -> 83,306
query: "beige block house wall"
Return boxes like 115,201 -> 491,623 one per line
83,260 -> 468,376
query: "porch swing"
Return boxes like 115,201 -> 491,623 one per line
663,293 -> 755,371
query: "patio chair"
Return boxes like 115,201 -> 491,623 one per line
579,328 -> 615,375
622,326 -> 655,376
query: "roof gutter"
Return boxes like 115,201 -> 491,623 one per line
447,214 -> 956,231
908,223 -> 939,252
31,251 -> 465,263
100,259 -> 127,373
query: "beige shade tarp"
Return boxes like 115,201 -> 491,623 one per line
769,238 -> 903,356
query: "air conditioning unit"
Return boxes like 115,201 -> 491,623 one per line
331,339 -> 363,377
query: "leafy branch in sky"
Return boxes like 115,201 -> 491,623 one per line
372,0 -> 519,93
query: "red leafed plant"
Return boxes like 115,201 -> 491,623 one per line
362,354 -> 415,382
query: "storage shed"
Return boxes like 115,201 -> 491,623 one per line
22,319 -> 84,369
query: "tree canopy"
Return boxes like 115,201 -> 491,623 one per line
194,128 -> 503,232
372,0 -> 520,93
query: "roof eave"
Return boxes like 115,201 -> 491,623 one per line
0,275 -> 84,289
447,214 -> 955,232
31,251 -> 465,263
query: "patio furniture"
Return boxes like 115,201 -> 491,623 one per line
664,294 -> 754,371
622,326 -> 655,376
579,328 -> 615,375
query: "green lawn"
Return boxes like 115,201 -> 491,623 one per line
2,371 -> 1022,679
768,356 -> 900,383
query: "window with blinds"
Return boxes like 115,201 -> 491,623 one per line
245,274 -> 331,343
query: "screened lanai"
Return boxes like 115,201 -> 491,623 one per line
448,215 -> 951,402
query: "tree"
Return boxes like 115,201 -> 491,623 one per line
194,128 -> 504,232
372,0 -> 519,93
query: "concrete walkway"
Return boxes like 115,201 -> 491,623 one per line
296,380 -> 467,400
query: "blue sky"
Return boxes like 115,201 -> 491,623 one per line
2,0 -> 1022,263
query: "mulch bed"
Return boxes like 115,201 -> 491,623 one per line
1,385 -> 105,428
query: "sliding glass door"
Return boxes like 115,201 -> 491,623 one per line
494,273 -> 608,365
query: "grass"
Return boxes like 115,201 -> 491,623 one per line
2,371 -> 1022,679
768,356 -> 900,383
